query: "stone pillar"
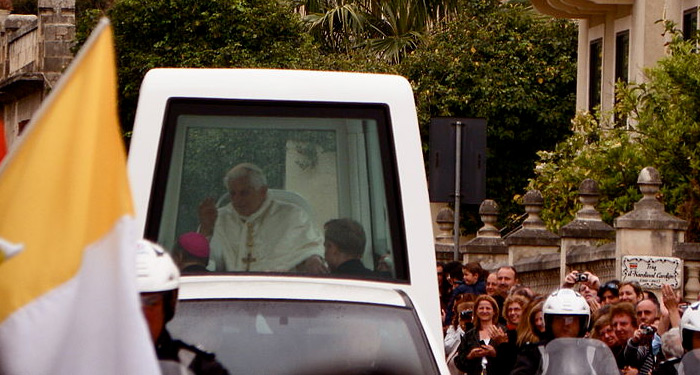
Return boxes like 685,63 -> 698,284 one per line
675,243 -> 700,302
559,179 -> 615,283
435,207 -> 454,245
614,167 -> 689,279
505,190 -> 560,265
463,199 -> 508,268
434,206 -> 456,263
38,0 -> 75,85
684,261 -> 700,302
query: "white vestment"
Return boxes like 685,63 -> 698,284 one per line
207,196 -> 323,272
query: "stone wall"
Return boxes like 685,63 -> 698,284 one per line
0,0 -> 76,148
8,20 -> 37,75
439,167 -> 698,301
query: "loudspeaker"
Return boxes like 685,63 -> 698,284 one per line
428,118 -> 486,204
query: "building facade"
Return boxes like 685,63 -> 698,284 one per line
531,0 -> 699,115
0,0 -> 75,150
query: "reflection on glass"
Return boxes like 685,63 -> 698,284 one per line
169,300 -> 438,375
150,101 -> 405,281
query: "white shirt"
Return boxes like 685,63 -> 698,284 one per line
444,325 -> 465,355
207,196 -> 323,272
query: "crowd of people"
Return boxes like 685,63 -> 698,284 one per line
437,261 -> 700,375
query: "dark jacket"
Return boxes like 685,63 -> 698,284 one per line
181,264 -> 209,274
156,329 -> 229,375
612,343 -> 627,369
624,337 -> 656,374
510,341 -> 546,375
498,329 -> 519,373
652,357 -> 680,375
335,259 -> 375,276
445,280 -> 487,323
455,325 -> 512,375
456,280 -> 487,296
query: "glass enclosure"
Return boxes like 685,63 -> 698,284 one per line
145,99 -> 407,281
168,299 -> 439,375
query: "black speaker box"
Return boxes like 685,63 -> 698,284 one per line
428,118 -> 486,204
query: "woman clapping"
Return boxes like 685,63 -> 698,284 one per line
454,295 -> 508,375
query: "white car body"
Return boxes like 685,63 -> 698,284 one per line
128,69 -> 447,374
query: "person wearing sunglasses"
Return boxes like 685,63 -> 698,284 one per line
599,280 -> 621,306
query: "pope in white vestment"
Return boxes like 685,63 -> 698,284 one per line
207,195 -> 323,272
200,163 -> 325,273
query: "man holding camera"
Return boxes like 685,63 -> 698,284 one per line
562,270 -> 601,313
625,298 -> 662,374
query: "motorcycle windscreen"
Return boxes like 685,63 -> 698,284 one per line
678,348 -> 700,375
541,338 -> 619,375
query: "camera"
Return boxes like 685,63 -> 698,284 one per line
640,324 -> 656,336
460,310 -> 473,321
575,272 -> 588,282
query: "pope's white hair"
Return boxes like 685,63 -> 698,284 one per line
223,163 -> 268,190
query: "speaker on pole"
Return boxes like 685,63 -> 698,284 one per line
428,117 -> 486,204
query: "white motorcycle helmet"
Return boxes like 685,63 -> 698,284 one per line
136,239 -> 180,293
681,301 -> 700,351
543,288 -> 591,339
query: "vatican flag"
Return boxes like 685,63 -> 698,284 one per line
0,19 -> 160,374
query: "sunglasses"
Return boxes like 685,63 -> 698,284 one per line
601,282 -> 619,291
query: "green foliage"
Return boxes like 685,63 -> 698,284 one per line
398,0 -> 577,228
528,112 -> 646,231
77,0 -> 325,135
529,24 -> 700,240
303,0 -> 449,63
304,1 -> 369,53
621,25 -> 700,240
362,0 -> 427,63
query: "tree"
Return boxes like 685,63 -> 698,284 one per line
362,0 -> 428,63
398,0 -> 578,230
528,23 -> 700,241
78,0 -> 326,135
303,0 -> 369,54
302,0 -> 461,63
527,112 -> 647,230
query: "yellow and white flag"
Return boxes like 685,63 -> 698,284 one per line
0,19 -> 160,374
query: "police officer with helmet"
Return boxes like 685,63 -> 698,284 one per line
511,288 -> 618,375
136,240 -> 229,375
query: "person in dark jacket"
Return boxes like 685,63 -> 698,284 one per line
454,295 -> 512,375
461,262 -> 488,295
445,262 -> 488,325
324,218 -> 380,277
511,289 -> 593,375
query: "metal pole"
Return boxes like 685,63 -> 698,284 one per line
453,121 -> 463,261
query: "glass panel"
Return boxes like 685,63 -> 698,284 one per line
146,99 -> 405,281
614,31 -> 630,128
589,38 -> 603,112
168,299 -> 439,375
614,31 -> 629,84
683,7 -> 698,41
